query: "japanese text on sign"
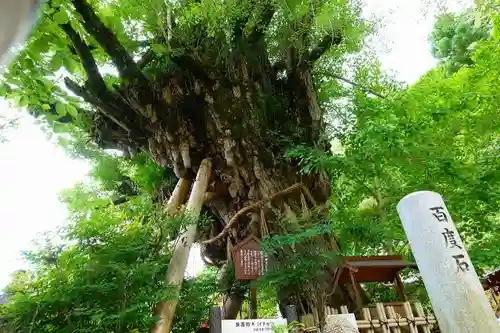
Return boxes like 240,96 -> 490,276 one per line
234,236 -> 268,280
442,228 -> 462,249
240,249 -> 266,276
430,206 -> 448,223
221,319 -> 287,333
429,206 -> 470,273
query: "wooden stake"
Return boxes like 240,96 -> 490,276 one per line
413,302 -> 431,333
312,307 -> 319,325
250,286 -> 257,319
385,305 -> 401,333
375,303 -> 389,333
152,178 -> 190,330
153,159 -> 212,333
166,177 -> 191,212
402,301 -> 417,333
362,307 -> 375,333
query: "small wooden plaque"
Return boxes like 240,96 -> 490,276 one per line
233,236 -> 267,280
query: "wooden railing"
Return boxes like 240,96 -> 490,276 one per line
300,301 -> 437,333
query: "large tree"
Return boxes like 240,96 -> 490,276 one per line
7,2 -> 500,331
1,0 -> 369,322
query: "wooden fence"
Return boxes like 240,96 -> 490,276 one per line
209,302 -> 437,333
300,301 -> 437,333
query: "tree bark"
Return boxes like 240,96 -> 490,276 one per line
222,289 -> 247,319
153,159 -> 212,333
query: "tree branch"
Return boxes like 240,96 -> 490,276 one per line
171,53 -> 214,83
64,77 -> 132,133
0,116 -> 20,131
59,23 -> 106,90
246,3 -> 275,43
138,49 -> 155,69
314,71 -> 386,98
307,30 -> 343,64
137,36 -> 164,69
71,0 -> 144,82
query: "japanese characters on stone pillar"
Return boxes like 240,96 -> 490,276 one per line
397,191 -> 500,333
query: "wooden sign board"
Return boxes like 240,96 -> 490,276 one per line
233,236 -> 267,280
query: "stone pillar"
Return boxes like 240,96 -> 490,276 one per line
209,307 -> 222,333
397,190 -> 500,333
284,305 -> 298,324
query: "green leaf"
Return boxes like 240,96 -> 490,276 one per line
53,10 -> 70,25
67,104 -> 78,117
49,55 -> 64,71
30,35 -> 52,54
151,44 -> 168,55
42,104 -> 51,110
55,103 -> 67,116
18,95 -> 30,107
63,57 -> 79,74
53,122 -> 68,133
0,84 -> 8,96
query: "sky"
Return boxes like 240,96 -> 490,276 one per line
0,0 -> 471,288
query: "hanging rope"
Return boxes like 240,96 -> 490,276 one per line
300,192 -> 310,214
226,237 -> 233,263
202,183 -> 310,244
259,208 -> 269,237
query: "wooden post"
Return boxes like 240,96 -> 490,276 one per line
348,270 -> 363,310
284,305 -> 298,324
375,303 -> 389,333
152,177 -> 191,331
153,159 -> 212,333
393,274 -> 407,302
165,177 -> 191,212
493,289 -> 500,307
362,307 -> 375,333
397,191 -> 500,333
250,286 -> 258,319
402,301 -> 417,333
209,307 -> 222,333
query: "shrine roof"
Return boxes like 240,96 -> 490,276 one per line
232,235 -> 260,251
338,255 -> 418,284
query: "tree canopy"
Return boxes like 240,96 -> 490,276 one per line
429,9 -> 490,75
